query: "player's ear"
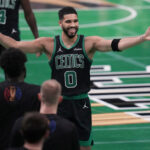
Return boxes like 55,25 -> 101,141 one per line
45,129 -> 50,138
58,95 -> 63,103
59,20 -> 62,27
38,93 -> 41,101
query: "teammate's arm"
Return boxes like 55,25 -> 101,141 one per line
0,33 -> 48,54
21,0 -> 39,39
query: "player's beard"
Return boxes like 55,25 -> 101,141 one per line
62,26 -> 78,38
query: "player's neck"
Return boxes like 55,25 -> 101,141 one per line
6,76 -> 24,82
24,141 -> 43,150
61,32 -> 78,48
40,104 -> 57,114
5,72 -> 25,82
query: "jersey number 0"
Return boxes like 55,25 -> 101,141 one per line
64,71 -> 77,88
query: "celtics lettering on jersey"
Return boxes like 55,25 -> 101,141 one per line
0,0 -> 16,24
0,0 -> 16,9
55,53 -> 84,88
55,54 -> 84,69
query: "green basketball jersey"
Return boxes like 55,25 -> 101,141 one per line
49,35 -> 92,96
0,0 -> 20,40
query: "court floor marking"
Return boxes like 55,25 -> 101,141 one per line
95,52 -> 147,69
111,25 -> 139,36
95,139 -> 150,145
106,52 -> 147,69
93,56 -> 150,62
19,5 -> 150,12
92,112 -> 149,126
19,5 -> 150,31
79,5 -> 137,28
20,4 -> 137,30
144,0 -> 150,3
19,6 -> 127,14
133,6 -> 150,9
91,103 -> 104,107
93,126 -> 150,131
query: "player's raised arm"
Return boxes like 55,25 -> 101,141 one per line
118,27 -> 150,51
89,27 -> 150,53
0,33 -> 49,54
21,0 -> 39,39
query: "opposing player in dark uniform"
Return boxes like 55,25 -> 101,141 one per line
8,112 -> 49,150
0,7 -> 150,150
0,0 -> 39,55
10,79 -> 80,150
0,48 -> 40,150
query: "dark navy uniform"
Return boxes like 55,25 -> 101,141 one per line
10,114 -> 80,150
49,35 -> 93,146
7,147 -> 27,150
0,81 -> 40,150
0,0 -> 20,54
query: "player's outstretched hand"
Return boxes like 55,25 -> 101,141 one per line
144,27 -> 150,41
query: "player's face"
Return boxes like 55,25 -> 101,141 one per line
59,14 -> 79,38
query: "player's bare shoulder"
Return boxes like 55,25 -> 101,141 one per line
84,36 -> 103,52
85,35 -> 111,53
38,37 -> 54,55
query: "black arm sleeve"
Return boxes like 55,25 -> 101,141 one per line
111,39 -> 121,51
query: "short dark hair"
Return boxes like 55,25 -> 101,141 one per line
21,112 -> 49,143
0,47 -> 27,78
58,7 -> 78,20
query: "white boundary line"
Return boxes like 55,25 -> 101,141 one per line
79,5 -> 137,28
106,52 -> 146,68
20,4 -> 137,30
93,126 -> 150,131
95,139 -> 150,144
144,0 -> 150,3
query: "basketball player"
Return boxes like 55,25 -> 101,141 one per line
0,6 -> 150,150
0,0 -> 39,55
